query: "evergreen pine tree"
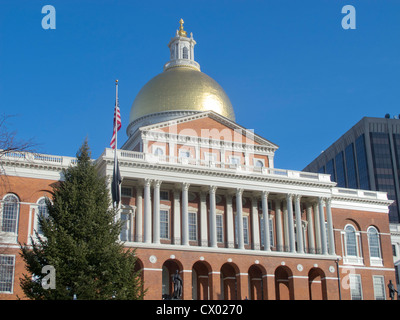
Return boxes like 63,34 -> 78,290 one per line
19,141 -> 145,300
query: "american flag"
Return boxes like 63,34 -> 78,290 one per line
110,98 -> 121,149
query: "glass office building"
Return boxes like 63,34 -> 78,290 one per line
304,117 -> 400,223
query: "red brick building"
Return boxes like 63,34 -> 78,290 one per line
0,20 -> 395,300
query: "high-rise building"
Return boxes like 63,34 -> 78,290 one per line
0,21 -> 396,300
304,116 -> 400,224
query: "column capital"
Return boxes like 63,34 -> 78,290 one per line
182,182 -> 190,191
209,185 -> 217,194
236,188 -> 244,196
324,197 -> 332,205
293,194 -> 302,202
154,180 -> 162,188
144,178 -> 153,187
286,193 -> 293,200
262,190 -> 269,198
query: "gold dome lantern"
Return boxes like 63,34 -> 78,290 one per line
128,19 -> 236,129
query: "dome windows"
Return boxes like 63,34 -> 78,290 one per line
182,47 -> 189,59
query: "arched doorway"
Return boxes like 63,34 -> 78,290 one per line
192,261 -> 212,300
275,266 -> 294,300
308,268 -> 327,300
220,263 -> 239,300
248,264 -> 267,300
162,259 -> 183,299
134,258 -> 145,297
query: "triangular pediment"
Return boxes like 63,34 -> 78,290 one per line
139,111 -> 279,150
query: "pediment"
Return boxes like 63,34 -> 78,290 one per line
140,111 -> 279,150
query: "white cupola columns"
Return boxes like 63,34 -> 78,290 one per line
164,19 -> 200,72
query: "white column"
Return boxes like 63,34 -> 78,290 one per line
251,196 -> 260,250
236,188 -> 244,250
173,188 -> 181,245
181,182 -> 190,246
226,193 -> 234,248
306,203 -> 315,254
142,137 -> 148,154
294,194 -> 304,254
261,191 -> 271,252
313,202 -> 321,254
200,191 -> 208,247
153,180 -> 161,244
143,178 -> 152,244
135,186 -> 143,242
275,199 -> 284,252
209,186 -> 217,248
283,200 -> 289,251
318,197 -> 328,255
286,194 -> 296,253
325,198 -> 336,255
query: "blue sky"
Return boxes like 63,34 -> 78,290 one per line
1,0 -> 400,171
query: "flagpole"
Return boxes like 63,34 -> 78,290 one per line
114,79 -> 119,210
115,79 -> 118,158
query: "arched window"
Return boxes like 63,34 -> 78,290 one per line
154,147 -> 164,156
368,226 -> 382,259
2,194 -> 19,234
255,160 -> 264,167
37,198 -> 49,235
182,47 -> 189,59
345,225 -> 357,256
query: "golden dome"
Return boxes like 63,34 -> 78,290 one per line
129,66 -> 235,123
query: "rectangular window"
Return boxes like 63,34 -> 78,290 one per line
229,156 -> 240,167
370,132 -> 398,222
160,210 -> 169,239
373,276 -> 386,300
160,191 -> 169,201
345,143 -> 358,189
260,217 -> 274,248
355,134 -> 370,190
335,152 -> 346,187
269,218 -> 274,247
179,149 -> 190,158
349,274 -> 363,300
189,212 -> 197,241
0,255 -> 15,293
216,215 -> 223,243
243,216 -> 249,245
326,159 -> 336,182
121,187 -> 132,197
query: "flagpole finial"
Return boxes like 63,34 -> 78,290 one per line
115,79 -> 118,85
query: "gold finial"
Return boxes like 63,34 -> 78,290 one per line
115,79 -> 118,84
178,18 -> 187,37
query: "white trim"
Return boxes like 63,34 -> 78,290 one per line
0,254 -> 16,294
372,275 -> 386,300
142,268 -> 163,271
123,241 -> 340,260
339,265 -> 395,272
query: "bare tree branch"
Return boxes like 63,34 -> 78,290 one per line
0,114 -> 39,251
0,114 -> 38,158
